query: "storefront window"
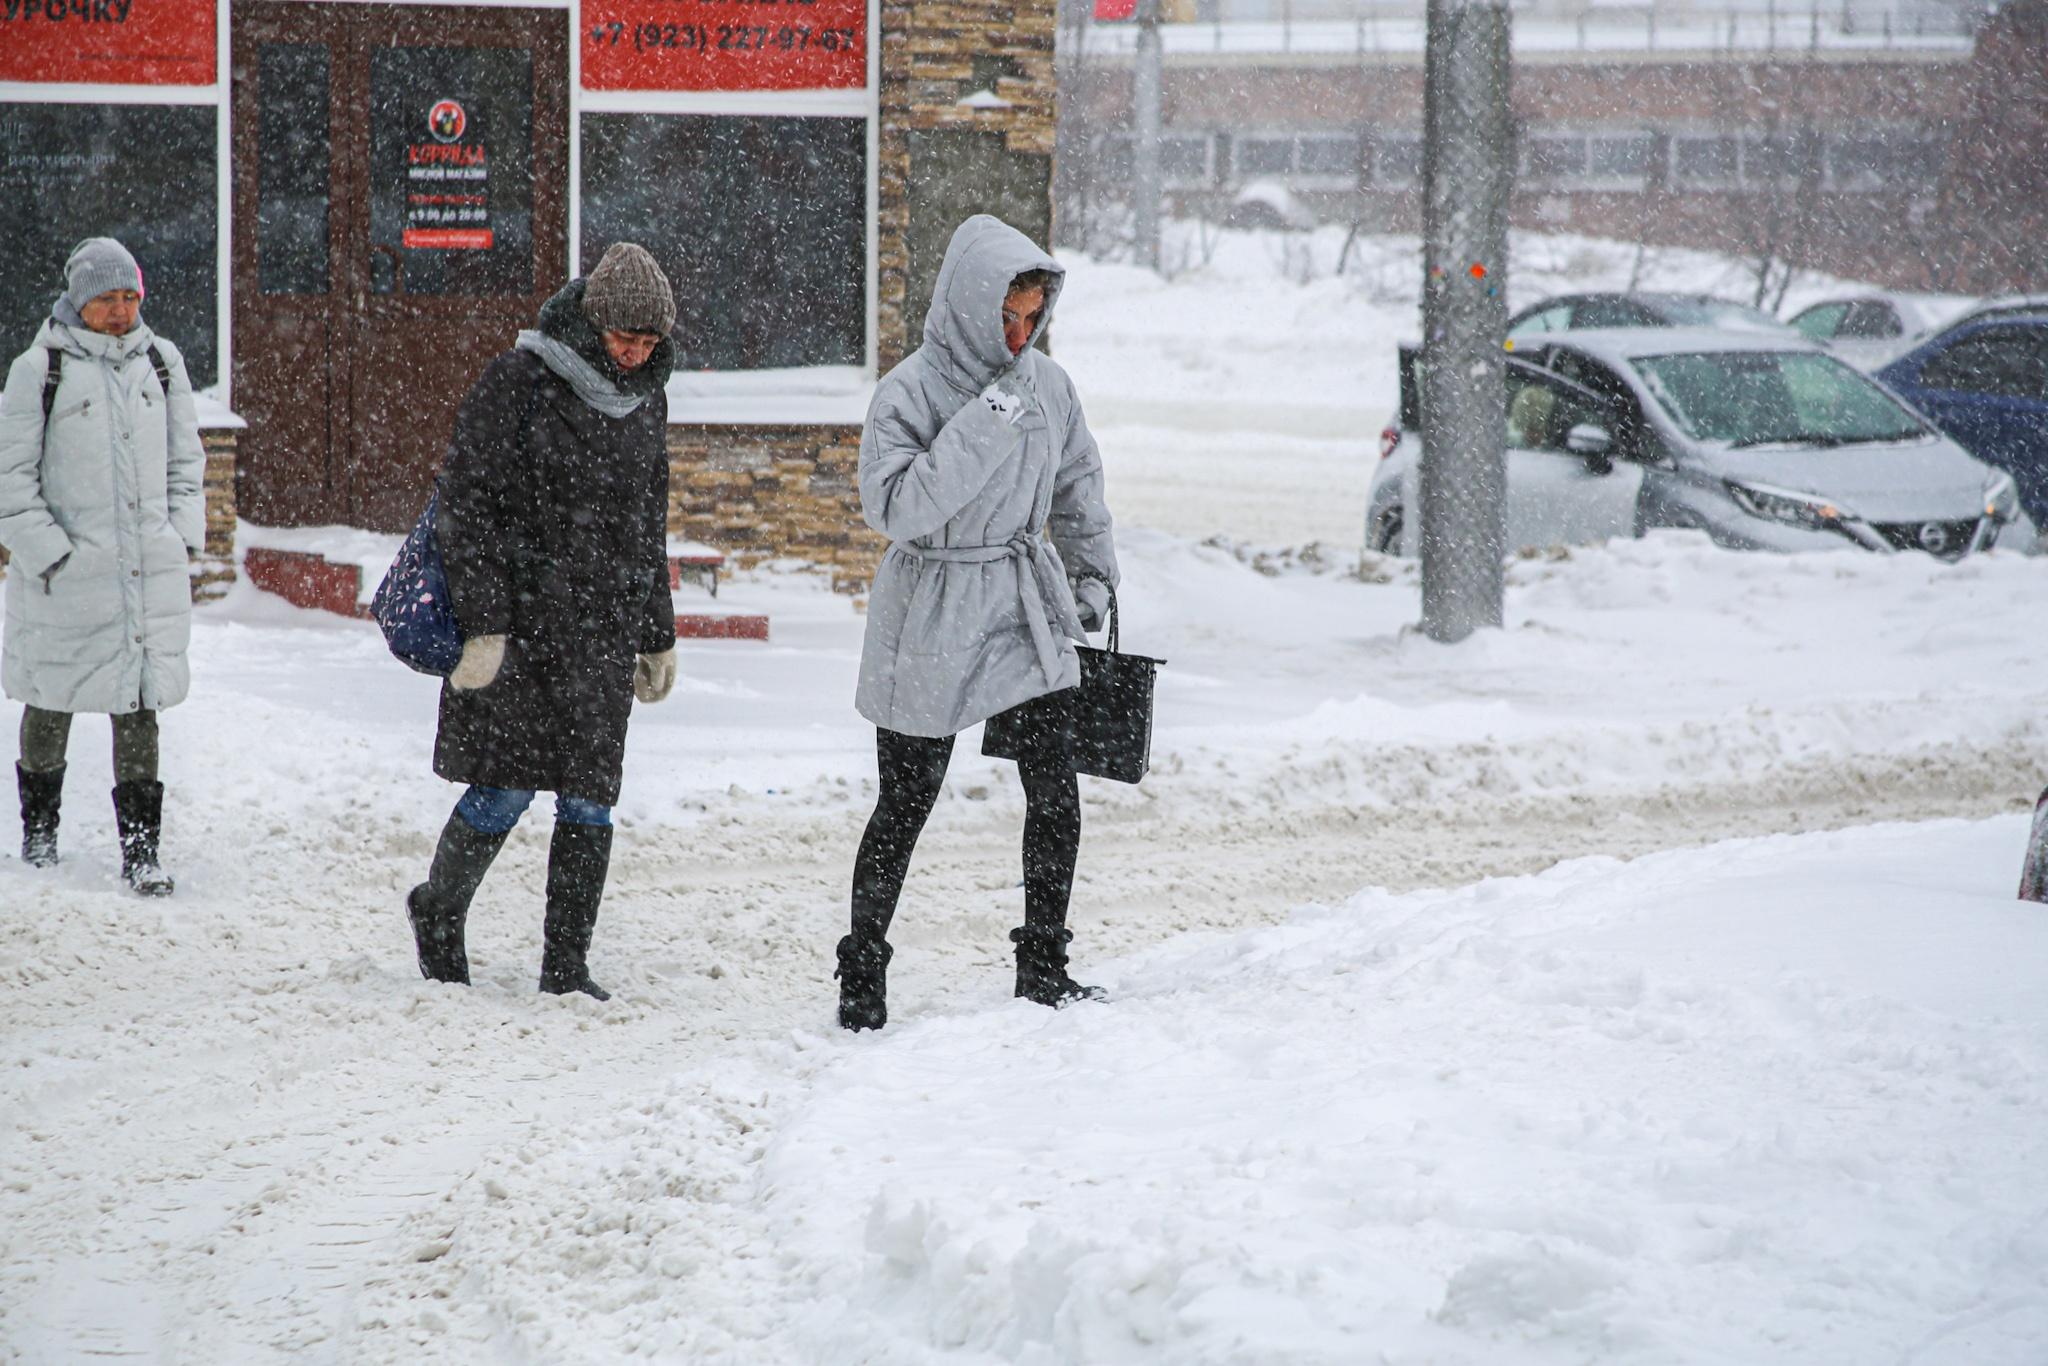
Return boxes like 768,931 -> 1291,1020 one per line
0,103 -> 219,386
581,112 -> 865,372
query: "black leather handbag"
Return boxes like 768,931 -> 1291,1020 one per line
984,580 -> 1164,785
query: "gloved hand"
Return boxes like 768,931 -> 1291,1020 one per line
1073,578 -> 1111,634
979,379 -> 1024,426
449,634 -> 507,691
634,648 -> 677,704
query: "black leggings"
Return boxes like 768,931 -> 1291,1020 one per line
850,689 -> 1080,942
19,706 -> 159,784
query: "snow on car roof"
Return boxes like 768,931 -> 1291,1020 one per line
1541,326 -> 1830,363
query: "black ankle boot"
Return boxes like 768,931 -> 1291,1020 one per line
17,762 -> 62,867
835,933 -> 892,1031
1011,925 -> 1104,1008
539,821 -> 613,1001
408,811 -> 509,985
111,780 -> 172,897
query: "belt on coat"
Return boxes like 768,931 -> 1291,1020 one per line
894,532 -> 1075,687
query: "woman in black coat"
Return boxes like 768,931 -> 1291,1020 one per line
405,243 -> 681,1001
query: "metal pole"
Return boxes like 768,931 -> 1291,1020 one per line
1418,0 -> 1512,642
1133,0 -> 1164,272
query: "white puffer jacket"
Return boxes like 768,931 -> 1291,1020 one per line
0,316 -> 204,715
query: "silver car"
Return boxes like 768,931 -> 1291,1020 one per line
1366,328 -> 2019,559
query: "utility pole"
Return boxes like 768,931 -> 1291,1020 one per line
1417,0 -> 1512,642
1132,0 -> 1164,272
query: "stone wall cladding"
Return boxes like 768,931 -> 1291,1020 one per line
665,0 -> 1059,594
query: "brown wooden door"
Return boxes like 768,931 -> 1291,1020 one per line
233,3 -> 568,532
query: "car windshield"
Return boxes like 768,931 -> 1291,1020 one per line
1655,298 -> 1794,334
1632,350 -> 1929,447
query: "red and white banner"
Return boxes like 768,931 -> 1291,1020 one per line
581,0 -> 866,92
0,0 -> 216,85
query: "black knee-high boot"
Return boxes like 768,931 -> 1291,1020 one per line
540,821 -> 613,1001
408,811 -> 509,985
1012,756 -> 1100,1007
17,762 -> 62,868
111,780 -> 173,897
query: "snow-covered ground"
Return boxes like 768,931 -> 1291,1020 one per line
4,229 -> 2047,1363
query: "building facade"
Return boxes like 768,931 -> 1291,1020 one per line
1056,0 -> 2037,296
2,0 -> 1058,591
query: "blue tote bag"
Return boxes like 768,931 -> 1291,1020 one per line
371,492 -> 465,676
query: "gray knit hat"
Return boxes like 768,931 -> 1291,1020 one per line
581,242 -> 675,337
65,237 -> 144,312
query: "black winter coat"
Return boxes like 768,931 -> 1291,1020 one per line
433,293 -> 676,807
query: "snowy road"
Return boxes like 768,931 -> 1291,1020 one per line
1,733 -> 2035,1361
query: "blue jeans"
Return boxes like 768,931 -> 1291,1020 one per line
454,785 -> 612,836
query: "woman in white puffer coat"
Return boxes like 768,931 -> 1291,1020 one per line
0,238 -> 204,894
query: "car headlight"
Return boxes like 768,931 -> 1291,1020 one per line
1724,480 -> 1855,531
1983,471 -> 2017,521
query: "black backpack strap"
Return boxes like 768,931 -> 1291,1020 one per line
40,346 -> 61,425
147,343 -> 171,403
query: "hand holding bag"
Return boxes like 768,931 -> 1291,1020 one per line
985,578 -> 1165,784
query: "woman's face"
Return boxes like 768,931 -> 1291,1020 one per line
603,329 -> 664,372
81,289 -> 141,337
1002,287 -> 1046,357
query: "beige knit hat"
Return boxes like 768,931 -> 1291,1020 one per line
581,242 -> 675,337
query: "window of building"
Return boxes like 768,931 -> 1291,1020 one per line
576,13 -> 875,402
1160,135 -> 1213,185
1828,130 -> 1939,190
1671,135 -> 1738,186
1295,136 -> 1359,180
0,102 -> 220,387
1587,134 -> 1652,180
1525,136 -> 1587,182
1237,135 -> 1295,178
1375,137 -> 1422,186
1742,132 -> 1819,186
581,113 -> 865,371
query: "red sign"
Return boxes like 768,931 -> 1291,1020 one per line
1093,0 -> 1138,18
581,0 -> 866,92
0,0 -> 216,85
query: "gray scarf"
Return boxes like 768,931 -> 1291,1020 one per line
516,329 -> 645,418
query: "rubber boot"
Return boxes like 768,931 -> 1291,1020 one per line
407,811 -> 510,985
1011,925 -> 1104,1008
111,780 -> 173,897
835,933 -> 892,1031
17,762 -> 62,868
539,820 -> 613,1001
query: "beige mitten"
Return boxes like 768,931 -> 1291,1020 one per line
634,648 -> 677,703
449,634 -> 507,691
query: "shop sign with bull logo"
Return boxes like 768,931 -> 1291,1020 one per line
404,97 -> 493,251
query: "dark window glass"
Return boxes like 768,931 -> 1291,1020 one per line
259,45 -> 331,295
1527,137 -> 1586,180
1792,302 -> 1849,340
582,113 -> 864,371
1571,297 -> 1658,328
1587,135 -> 1651,178
0,102 -> 218,387
368,46 -> 534,296
1238,137 -> 1293,176
1505,366 -> 1611,452
1674,136 -> 1737,182
1919,328 -> 2048,401
1296,137 -> 1357,177
1160,136 -> 1210,182
1839,301 -> 1903,339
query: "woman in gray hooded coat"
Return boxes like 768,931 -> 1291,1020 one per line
837,215 -> 1118,1031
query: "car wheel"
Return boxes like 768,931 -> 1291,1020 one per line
1370,507 -> 1404,554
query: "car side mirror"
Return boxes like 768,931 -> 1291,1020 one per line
1565,423 -> 1614,471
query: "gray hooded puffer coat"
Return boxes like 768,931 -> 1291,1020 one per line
855,216 -> 1118,738
0,314 -> 203,715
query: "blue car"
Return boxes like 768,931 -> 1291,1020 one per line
1877,315 -> 2048,525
